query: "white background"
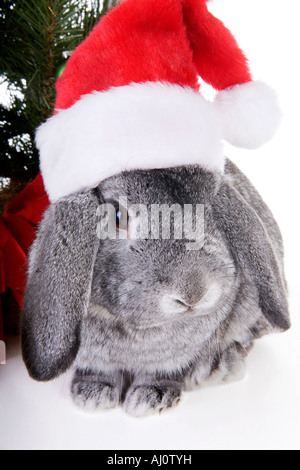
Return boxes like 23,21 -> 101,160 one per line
0,0 -> 299,450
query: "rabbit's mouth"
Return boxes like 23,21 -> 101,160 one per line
184,306 -> 200,315
160,282 -> 223,318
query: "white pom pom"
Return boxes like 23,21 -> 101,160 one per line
214,81 -> 282,149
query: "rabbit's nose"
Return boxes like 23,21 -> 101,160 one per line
173,296 -> 204,310
174,298 -> 193,308
161,294 -> 203,315
174,298 -> 189,307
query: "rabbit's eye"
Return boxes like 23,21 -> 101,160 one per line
115,205 -> 130,232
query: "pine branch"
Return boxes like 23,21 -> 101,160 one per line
0,0 -> 117,181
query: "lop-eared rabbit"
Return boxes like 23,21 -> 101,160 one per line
21,160 -> 290,416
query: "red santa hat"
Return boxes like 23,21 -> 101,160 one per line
36,0 -> 281,202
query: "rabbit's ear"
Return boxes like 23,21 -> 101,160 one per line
212,179 -> 290,332
21,191 -> 100,381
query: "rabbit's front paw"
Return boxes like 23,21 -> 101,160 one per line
123,384 -> 182,417
71,371 -> 120,412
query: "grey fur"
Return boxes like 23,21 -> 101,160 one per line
21,191 -> 100,381
21,160 -> 290,416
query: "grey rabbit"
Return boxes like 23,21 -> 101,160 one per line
21,159 -> 290,417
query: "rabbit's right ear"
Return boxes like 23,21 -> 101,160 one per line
21,191 -> 100,381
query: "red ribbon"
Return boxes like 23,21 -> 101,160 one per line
0,174 -> 49,341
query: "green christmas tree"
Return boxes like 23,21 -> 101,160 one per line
0,0 -> 118,211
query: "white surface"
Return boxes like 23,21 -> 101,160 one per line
1,0 -> 300,450
0,321 -> 299,451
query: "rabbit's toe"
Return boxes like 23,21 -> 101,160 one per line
71,378 -> 120,412
123,384 -> 181,417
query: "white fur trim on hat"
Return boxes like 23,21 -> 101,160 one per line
36,82 -> 224,202
36,81 -> 280,202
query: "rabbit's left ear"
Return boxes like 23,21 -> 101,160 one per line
21,191 -> 100,381
212,179 -> 290,332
